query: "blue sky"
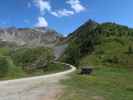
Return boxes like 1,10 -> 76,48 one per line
0,0 -> 133,35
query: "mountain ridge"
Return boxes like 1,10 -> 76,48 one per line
0,27 -> 64,47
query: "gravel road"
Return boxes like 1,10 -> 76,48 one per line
0,64 -> 76,100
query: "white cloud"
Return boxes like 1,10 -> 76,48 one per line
51,11 -> 59,17
34,0 -> 51,14
32,0 -> 86,18
35,16 -> 48,27
33,0 -> 75,17
66,0 -> 85,13
51,9 -> 74,17
32,0 -> 86,27
27,2 -> 31,8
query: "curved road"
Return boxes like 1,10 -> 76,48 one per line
0,63 -> 76,100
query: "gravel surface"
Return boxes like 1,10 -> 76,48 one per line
0,64 -> 76,100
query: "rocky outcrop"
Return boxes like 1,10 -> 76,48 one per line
0,27 -> 62,47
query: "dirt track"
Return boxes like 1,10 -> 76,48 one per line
0,64 -> 76,100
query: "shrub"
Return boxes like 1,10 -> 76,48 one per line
128,45 -> 133,54
10,47 -> 54,70
0,56 -> 9,77
64,41 -> 80,66
0,56 -> 24,78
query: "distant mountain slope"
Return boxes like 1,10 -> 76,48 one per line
0,27 -> 63,47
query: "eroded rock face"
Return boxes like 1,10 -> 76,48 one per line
0,27 -> 62,47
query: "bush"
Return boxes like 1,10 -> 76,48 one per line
128,45 -> 133,54
64,41 -> 80,66
10,47 -> 54,70
102,55 -> 119,64
0,56 -> 9,77
0,56 -> 24,78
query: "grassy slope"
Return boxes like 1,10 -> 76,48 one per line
60,68 -> 133,100
59,36 -> 133,100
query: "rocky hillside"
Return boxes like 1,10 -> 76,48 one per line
0,27 -> 63,47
